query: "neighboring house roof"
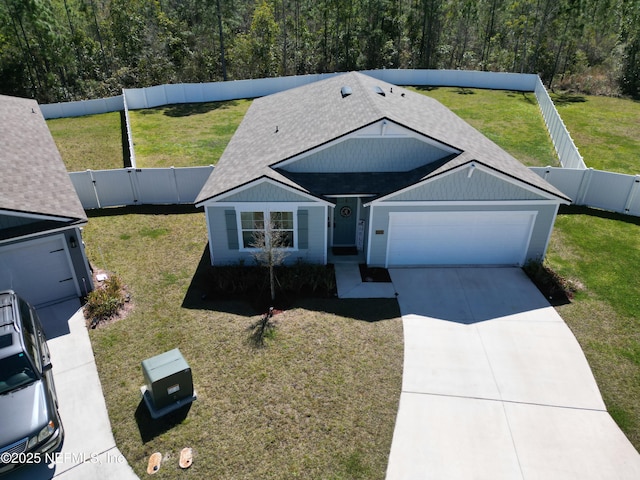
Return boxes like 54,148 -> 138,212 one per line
0,95 -> 86,224
195,72 -> 571,204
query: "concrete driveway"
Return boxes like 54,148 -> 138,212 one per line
5,299 -> 137,480
386,268 -> 640,479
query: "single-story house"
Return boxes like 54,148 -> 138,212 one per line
0,94 -> 93,307
195,72 -> 571,268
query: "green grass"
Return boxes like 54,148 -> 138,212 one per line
551,93 -> 640,174
46,112 -> 124,171
83,208 -> 402,479
547,207 -> 640,448
410,87 -> 559,167
128,100 -> 252,168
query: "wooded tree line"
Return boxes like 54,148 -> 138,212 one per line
1,0 -> 639,103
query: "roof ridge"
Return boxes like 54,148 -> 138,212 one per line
350,72 -> 387,119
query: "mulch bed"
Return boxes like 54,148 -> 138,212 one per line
359,264 -> 392,283
523,263 -> 578,306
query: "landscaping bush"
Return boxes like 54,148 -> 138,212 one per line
84,274 -> 127,327
206,262 -> 336,302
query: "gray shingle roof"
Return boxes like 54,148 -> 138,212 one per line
0,95 -> 86,222
195,72 -> 570,204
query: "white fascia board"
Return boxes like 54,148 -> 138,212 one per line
0,209 -> 74,223
365,200 -> 562,207
274,119 -> 460,170
227,202 -> 319,210
0,224 -> 84,246
196,177 -> 332,207
365,161 -> 567,206
210,201 -> 325,209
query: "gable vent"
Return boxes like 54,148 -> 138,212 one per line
341,86 -> 352,98
373,86 -> 386,96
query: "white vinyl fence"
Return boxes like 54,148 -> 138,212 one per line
532,167 -> 640,216
69,166 -> 213,209
534,78 -> 587,169
122,87 -> 136,168
43,70 -> 583,171
41,69 -> 638,217
121,70 -> 540,109
40,95 -> 124,119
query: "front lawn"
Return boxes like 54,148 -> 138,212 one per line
83,208 -> 403,479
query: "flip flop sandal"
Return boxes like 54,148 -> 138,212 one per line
179,447 -> 193,469
147,452 -> 162,474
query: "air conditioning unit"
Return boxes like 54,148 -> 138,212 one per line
140,348 -> 196,419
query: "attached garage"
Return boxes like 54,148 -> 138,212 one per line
1,94 -> 93,307
386,211 -> 537,267
0,235 -> 80,307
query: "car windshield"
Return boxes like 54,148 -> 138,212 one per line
0,352 -> 38,395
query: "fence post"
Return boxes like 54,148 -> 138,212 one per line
122,89 -> 137,168
127,168 -> 141,205
88,169 -> 102,209
575,168 -> 594,206
171,166 -> 181,204
624,175 -> 640,214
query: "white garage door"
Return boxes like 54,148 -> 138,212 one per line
387,211 -> 536,266
0,235 -> 79,307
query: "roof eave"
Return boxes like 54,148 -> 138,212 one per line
196,175 -> 333,207
364,160 -> 572,206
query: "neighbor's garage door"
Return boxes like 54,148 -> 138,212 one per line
0,235 -> 78,307
387,211 -> 536,266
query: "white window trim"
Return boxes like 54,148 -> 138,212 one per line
236,205 -> 298,252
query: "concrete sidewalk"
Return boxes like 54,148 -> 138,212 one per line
334,263 -> 397,298
6,299 -> 138,480
386,268 -> 640,480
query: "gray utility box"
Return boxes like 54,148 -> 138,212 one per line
141,348 -> 196,418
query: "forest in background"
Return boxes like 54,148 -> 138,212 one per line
1,0 -> 639,104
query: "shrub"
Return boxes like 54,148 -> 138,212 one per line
206,262 -> 336,299
85,274 -> 126,326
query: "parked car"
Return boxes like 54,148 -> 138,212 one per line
0,290 -> 63,474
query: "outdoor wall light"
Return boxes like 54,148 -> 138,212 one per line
70,236 -> 77,248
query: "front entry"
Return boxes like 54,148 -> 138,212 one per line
333,197 -> 358,246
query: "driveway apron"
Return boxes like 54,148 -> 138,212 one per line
386,267 -> 640,480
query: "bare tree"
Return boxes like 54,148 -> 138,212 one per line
249,215 -> 291,303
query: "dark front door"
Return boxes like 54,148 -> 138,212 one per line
333,197 -> 358,245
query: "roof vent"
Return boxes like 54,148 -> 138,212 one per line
341,86 -> 352,98
373,86 -> 386,96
